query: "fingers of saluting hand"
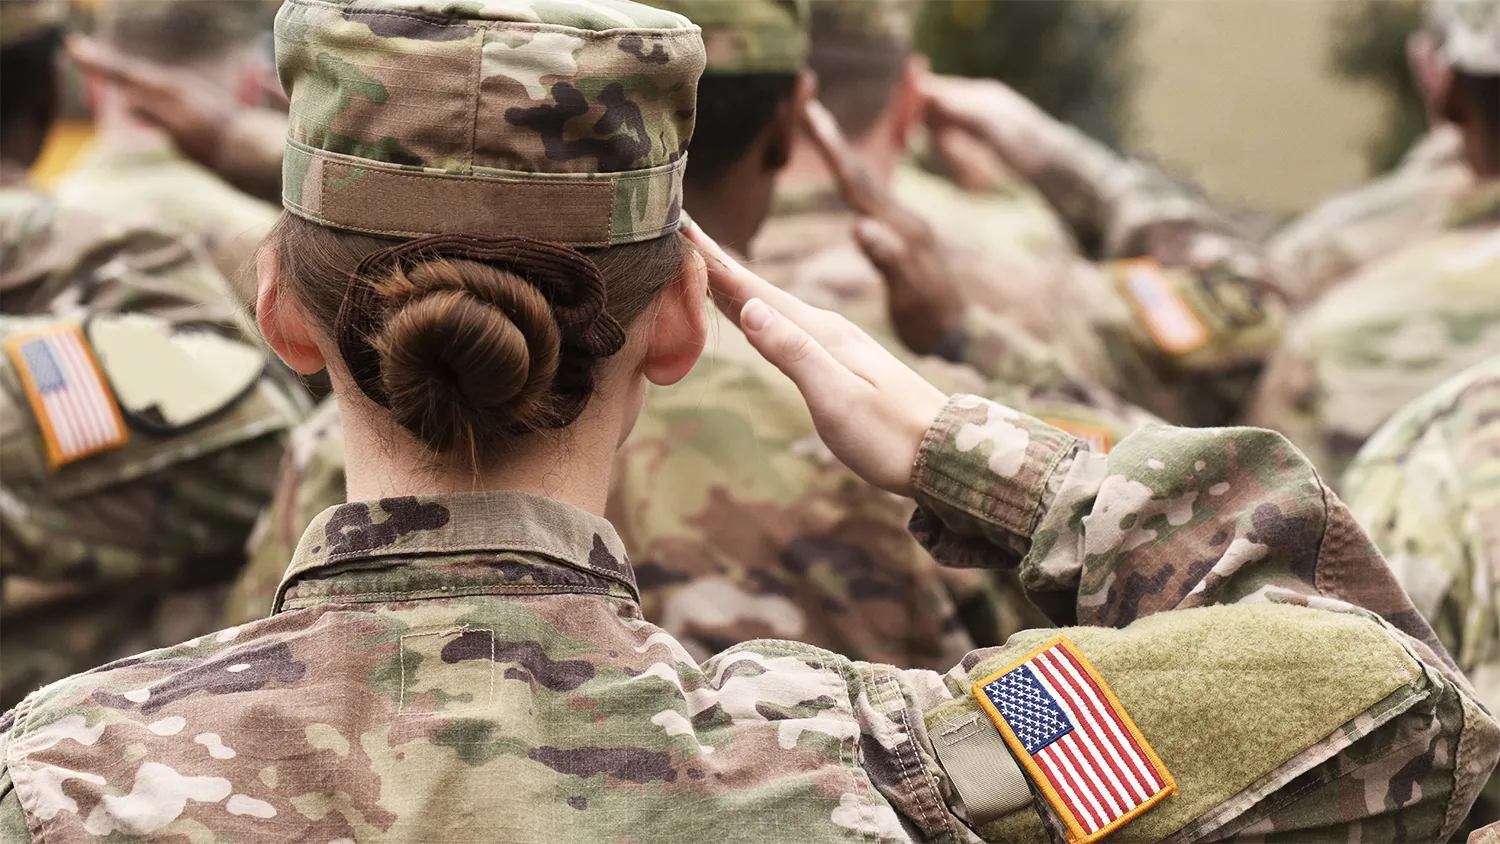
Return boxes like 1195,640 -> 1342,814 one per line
682,222 -> 815,327
67,36 -> 155,89
801,100 -> 889,219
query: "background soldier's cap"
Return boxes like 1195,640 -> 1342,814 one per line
276,0 -> 705,247
0,0 -> 69,48
649,0 -> 808,73
1430,0 -> 1500,74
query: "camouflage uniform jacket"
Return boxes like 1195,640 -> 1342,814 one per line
53,133 -> 281,306
1247,179 -> 1500,482
1342,357 -> 1500,828
0,164 -> 238,323
1269,126 -> 1474,309
948,113 -> 1287,429
2,398 -> 1494,842
1343,355 -> 1500,717
234,329 -> 1031,670
0,164 -> 308,708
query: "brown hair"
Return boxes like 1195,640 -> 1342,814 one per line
265,213 -> 685,463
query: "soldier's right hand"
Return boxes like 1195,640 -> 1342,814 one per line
67,36 -> 236,175
686,223 -> 949,500
800,100 -> 969,361
920,75 -> 1057,180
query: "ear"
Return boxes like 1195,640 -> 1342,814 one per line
763,69 -> 819,173
641,245 -> 708,387
255,247 -> 327,375
889,54 -> 929,151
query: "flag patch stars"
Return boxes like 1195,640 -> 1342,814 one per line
973,637 -> 1176,844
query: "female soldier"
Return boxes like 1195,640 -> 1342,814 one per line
0,1 -> 1491,842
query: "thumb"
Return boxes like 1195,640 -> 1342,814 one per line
736,298 -> 844,397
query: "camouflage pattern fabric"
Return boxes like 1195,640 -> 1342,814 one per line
943,109 -> 1287,429
1247,180 -> 1500,482
0,168 -> 307,709
1343,356 -> 1500,824
275,0 -> 703,245
0,173 -> 240,323
651,0 -> 808,72
1268,126 -> 1475,309
54,134 -> 281,307
2,396 -> 1494,841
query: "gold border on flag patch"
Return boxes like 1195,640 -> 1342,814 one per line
6,323 -> 129,470
1115,258 -> 1210,356
972,636 -> 1176,844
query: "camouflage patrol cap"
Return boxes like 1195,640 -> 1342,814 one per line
275,0 -> 705,246
1431,0 -> 1500,73
0,0 -> 68,48
649,0 -> 808,73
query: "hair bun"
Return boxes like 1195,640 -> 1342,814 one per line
371,258 -> 562,456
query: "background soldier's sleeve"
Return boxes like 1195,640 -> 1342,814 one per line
847,396 -> 1497,842
1006,116 -> 1287,427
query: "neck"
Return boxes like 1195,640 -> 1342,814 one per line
683,178 -> 764,258
780,129 -> 901,189
339,391 -> 627,517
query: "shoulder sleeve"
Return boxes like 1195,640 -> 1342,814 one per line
0,714 -> 31,844
864,397 -> 1498,840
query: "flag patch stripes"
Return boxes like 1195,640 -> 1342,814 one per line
6,324 -> 128,469
973,636 -> 1175,844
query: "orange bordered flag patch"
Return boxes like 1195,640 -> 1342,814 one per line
1116,258 -> 1210,356
972,636 -> 1175,844
6,323 -> 128,470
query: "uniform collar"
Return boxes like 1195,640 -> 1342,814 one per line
273,490 -> 638,612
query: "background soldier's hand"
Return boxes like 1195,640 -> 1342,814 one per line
801,101 -> 968,360
68,36 -> 237,174
687,223 -> 948,499
920,74 -> 1056,180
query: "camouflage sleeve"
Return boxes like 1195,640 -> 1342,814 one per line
842,395 -> 1497,841
1009,118 -> 1287,426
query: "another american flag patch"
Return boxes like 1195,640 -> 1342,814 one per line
973,636 -> 1175,844
7,324 -> 128,469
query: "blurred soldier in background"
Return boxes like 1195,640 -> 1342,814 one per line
56,0 -> 280,304
0,0 -> 307,709
1268,12 -> 1476,308
1342,356 -> 1500,830
1247,0 -> 1500,482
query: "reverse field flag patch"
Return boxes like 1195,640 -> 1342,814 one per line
7,324 -> 128,469
1117,258 -> 1210,356
973,636 -> 1175,844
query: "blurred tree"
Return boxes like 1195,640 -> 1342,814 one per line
1330,0 -> 1426,175
916,0 -> 1136,147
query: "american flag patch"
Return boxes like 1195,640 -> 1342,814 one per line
1117,258 -> 1210,356
973,637 -> 1175,844
6,324 -> 128,469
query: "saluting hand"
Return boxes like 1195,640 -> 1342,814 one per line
799,101 -> 968,361
67,36 -> 239,174
686,223 -> 948,499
